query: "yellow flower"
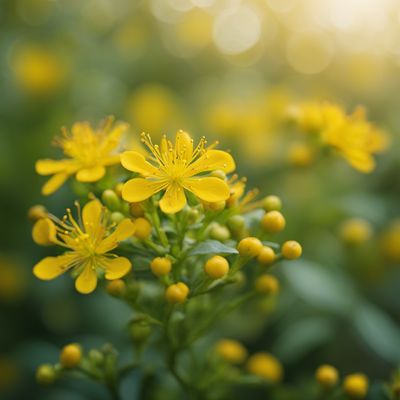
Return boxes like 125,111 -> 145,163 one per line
121,131 -> 235,214
292,102 -> 388,173
32,200 -> 135,294
36,117 -> 128,195
226,174 -> 259,211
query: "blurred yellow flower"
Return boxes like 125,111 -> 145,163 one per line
380,219 -> 400,262
12,44 -> 67,96
0,256 -> 27,302
121,131 -> 235,214
215,339 -> 248,364
36,117 -> 128,195
292,102 -> 389,172
246,352 -> 283,383
33,200 -> 135,294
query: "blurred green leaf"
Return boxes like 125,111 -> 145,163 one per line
354,302 -> 400,363
188,240 -> 238,256
272,317 -> 336,363
283,260 -> 358,314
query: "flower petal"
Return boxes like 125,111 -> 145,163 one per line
32,218 -> 57,246
76,166 -> 106,182
122,178 -> 165,203
96,219 -> 136,254
184,177 -> 230,202
36,159 -> 70,175
82,200 -> 103,236
75,264 -> 98,294
186,150 -> 235,176
175,130 -> 193,163
120,151 -> 160,176
343,150 -> 375,173
33,254 -> 76,280
42,173 -> 69,195
103,257 -> 132,280
159,184 -> 187,214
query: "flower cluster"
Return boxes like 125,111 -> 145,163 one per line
31,117 -> 304,399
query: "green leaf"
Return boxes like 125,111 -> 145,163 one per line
353,302 -> 400,363
188,240 -> 239,256
283,259 -> 358,314
273,317 -> 336,363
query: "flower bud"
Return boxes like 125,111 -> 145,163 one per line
210,224 -> 231,241
129,321 -> 152,342
203,200 -> 226,212
227,215 -> 245,231
129,202 -> 145,218
215,339 -> 247,364
262,196 -> 282,212
134,218 -> 152,240
246,353 -> 283,384
36,364 -> 56,385
110,211 -> 125,224
165,282 -> 189,304
237,237 -> 263,258
343,373 -> 368,399
88,349 -> 104,366
315,364 -> 338,389
257,246 -> 276,266
204,256 -> 229,279
150,257 -> 172,277
339,218 -> 372,246
187,208 -> 200,224
106,279 -> 127,297
255,275 -> 279,295
261,211 -> 286,233
281,241 -> 302,260
101,189 -> 120,211
60,343 -> 82,368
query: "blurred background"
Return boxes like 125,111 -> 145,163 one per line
1,0 -> 400,398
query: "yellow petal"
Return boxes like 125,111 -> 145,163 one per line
184,177 -> 230,202
96,219 -> 136,254
175,130 -> 193,163
122,178 -> 165,203
186,150 -> 235,176
75,264 -> 98,294
104,257 -> 132,280
343,150 -> 375,173
100,122 -> 128,154
82,200 -> 103,236
32,218 -> 57,246
42,173 -> 69,195
76,166 -> 106,182
103,155 -> 121,166
33,254 -> 76,280
36,159 -> 70,175
159,183 -> 187,214
120,151 -> 160,176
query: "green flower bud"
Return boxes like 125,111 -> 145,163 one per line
227,215 -> 245,231
102,189 -> 121,211
36,364 -> 57,385
210,224 -> 231,241
110,211 -> 125,224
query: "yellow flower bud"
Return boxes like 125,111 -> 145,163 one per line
165,282 -> 189,304
281,241 -> 302,260
215,339 -> 248,364
129,202 -> 145,218
134,217 -> 152,240
246,352 -> 283,384
257,246 -> 276,265
262,196 -> 282,212
114,183 -> 124,197
32,218 -> 56,246
255,275 -> 279,295
204,256 -> 229,279
150,257 -> 172,277
110,211 -> 125,224
60,343 -> 82,368
28,205 -> 48,221
36,364 -> 56,385
203,200 -> 226,212
262,211 -> 286,233
343,373 -> 368,399
315,364 -> 339,389
237,237 -> 263,258
106,279 -> 127,297
339,219 -> 372,246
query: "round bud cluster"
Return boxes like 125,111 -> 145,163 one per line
215,339 -> 248,364
262,211 -> 286,233
315,364 -> 339,389
255,275 -> 279,295
60,343 -> 82,369
246,352 -> 283,384
343,373 -> 369,399
237,237 -> 263,258
257,246 -> 276,265
150,257 -> 172,277
134,218 -> 152,240
281,241 -> 302,259
165,282 -> 189,304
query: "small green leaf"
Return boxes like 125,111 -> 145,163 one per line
188,240 -> 239,256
